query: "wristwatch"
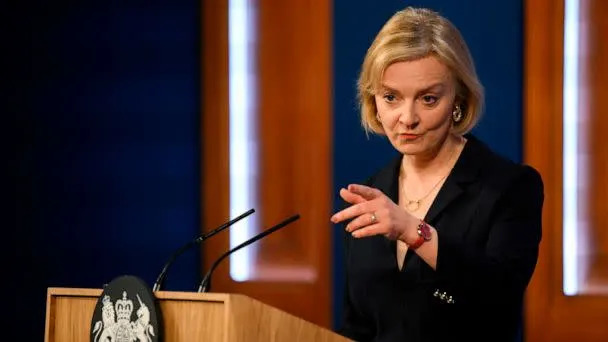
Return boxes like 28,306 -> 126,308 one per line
409,220 -> 432,249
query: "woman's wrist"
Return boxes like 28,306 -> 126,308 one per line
400,219 -> 432,248
398,216 -> 422,244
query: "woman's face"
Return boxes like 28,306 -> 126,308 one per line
374,56 -> 458,156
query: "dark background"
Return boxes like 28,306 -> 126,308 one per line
9,1 -> 201,340
8,0 -> 522,339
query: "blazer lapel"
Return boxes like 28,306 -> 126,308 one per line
424,179 -> 463,225
424,135 -> 481,226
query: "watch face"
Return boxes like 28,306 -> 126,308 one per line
418,222 -> 432,241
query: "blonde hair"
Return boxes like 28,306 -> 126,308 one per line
358,7 -> 484,135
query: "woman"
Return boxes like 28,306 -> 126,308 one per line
331,7 -> 543,342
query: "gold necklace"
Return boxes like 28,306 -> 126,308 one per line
401,174 -> 449,211
400,140 -> 461,212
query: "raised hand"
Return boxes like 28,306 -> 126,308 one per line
331,184 -> 418,242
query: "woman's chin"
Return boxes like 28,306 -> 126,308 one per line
389,138 -> 425,155
395,144 -> 425,156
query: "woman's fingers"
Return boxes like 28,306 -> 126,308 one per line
331,201 -> 371,223
339,188 -> 366,205
332,185 -> 407,241
332,186 -> 386,223
347,184 -> 383,200
345,211 -> 378,233
350,223 -> 383,238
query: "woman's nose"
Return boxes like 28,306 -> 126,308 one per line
398,103 -> 419,127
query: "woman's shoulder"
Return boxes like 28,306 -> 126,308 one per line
466,135 -> 543,191
360,135 -> 544,193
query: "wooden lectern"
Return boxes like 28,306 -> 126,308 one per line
45,288 -> 350,341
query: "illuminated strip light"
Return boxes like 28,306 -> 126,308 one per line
229,0 -> 258,281
563,0 -> 579,296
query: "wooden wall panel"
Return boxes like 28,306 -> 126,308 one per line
256,0 -> 332,277
585,0 -> 608,294
523,1 -> 564,338
524,0 -> 608,340
201,0 -> 333,328
201,0 -> 230,298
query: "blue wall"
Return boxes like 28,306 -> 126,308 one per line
9,2 -> 201,340
332,0 -> 523,328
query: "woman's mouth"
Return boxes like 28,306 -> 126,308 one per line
398,133 -> 421,141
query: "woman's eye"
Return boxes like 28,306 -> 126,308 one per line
383,94 -> 396,102
421,95 -> 438,105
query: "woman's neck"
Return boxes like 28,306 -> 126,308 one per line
401,134 -> 464,180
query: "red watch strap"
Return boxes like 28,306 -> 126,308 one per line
409,235 -> 425,249
410,220 -> 430,249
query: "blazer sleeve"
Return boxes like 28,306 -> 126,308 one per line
435,165 -> 544,304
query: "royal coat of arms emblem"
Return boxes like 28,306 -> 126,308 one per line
92,291 -> 155,342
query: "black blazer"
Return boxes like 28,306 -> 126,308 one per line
340,135 -> 543,342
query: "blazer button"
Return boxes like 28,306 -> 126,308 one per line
433,289 -> 440,298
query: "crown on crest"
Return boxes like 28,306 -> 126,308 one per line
115,291 -> 133,322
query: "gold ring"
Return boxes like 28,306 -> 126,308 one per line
370,213 -> 377,224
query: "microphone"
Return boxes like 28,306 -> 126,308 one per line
197,214 -> 300,292
152,208 -> 255,291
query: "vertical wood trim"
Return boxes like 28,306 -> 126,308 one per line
201,0 -> 333,328
585,0 -> 608,292
201,0 -> 230,290
523,0 -> 564,340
